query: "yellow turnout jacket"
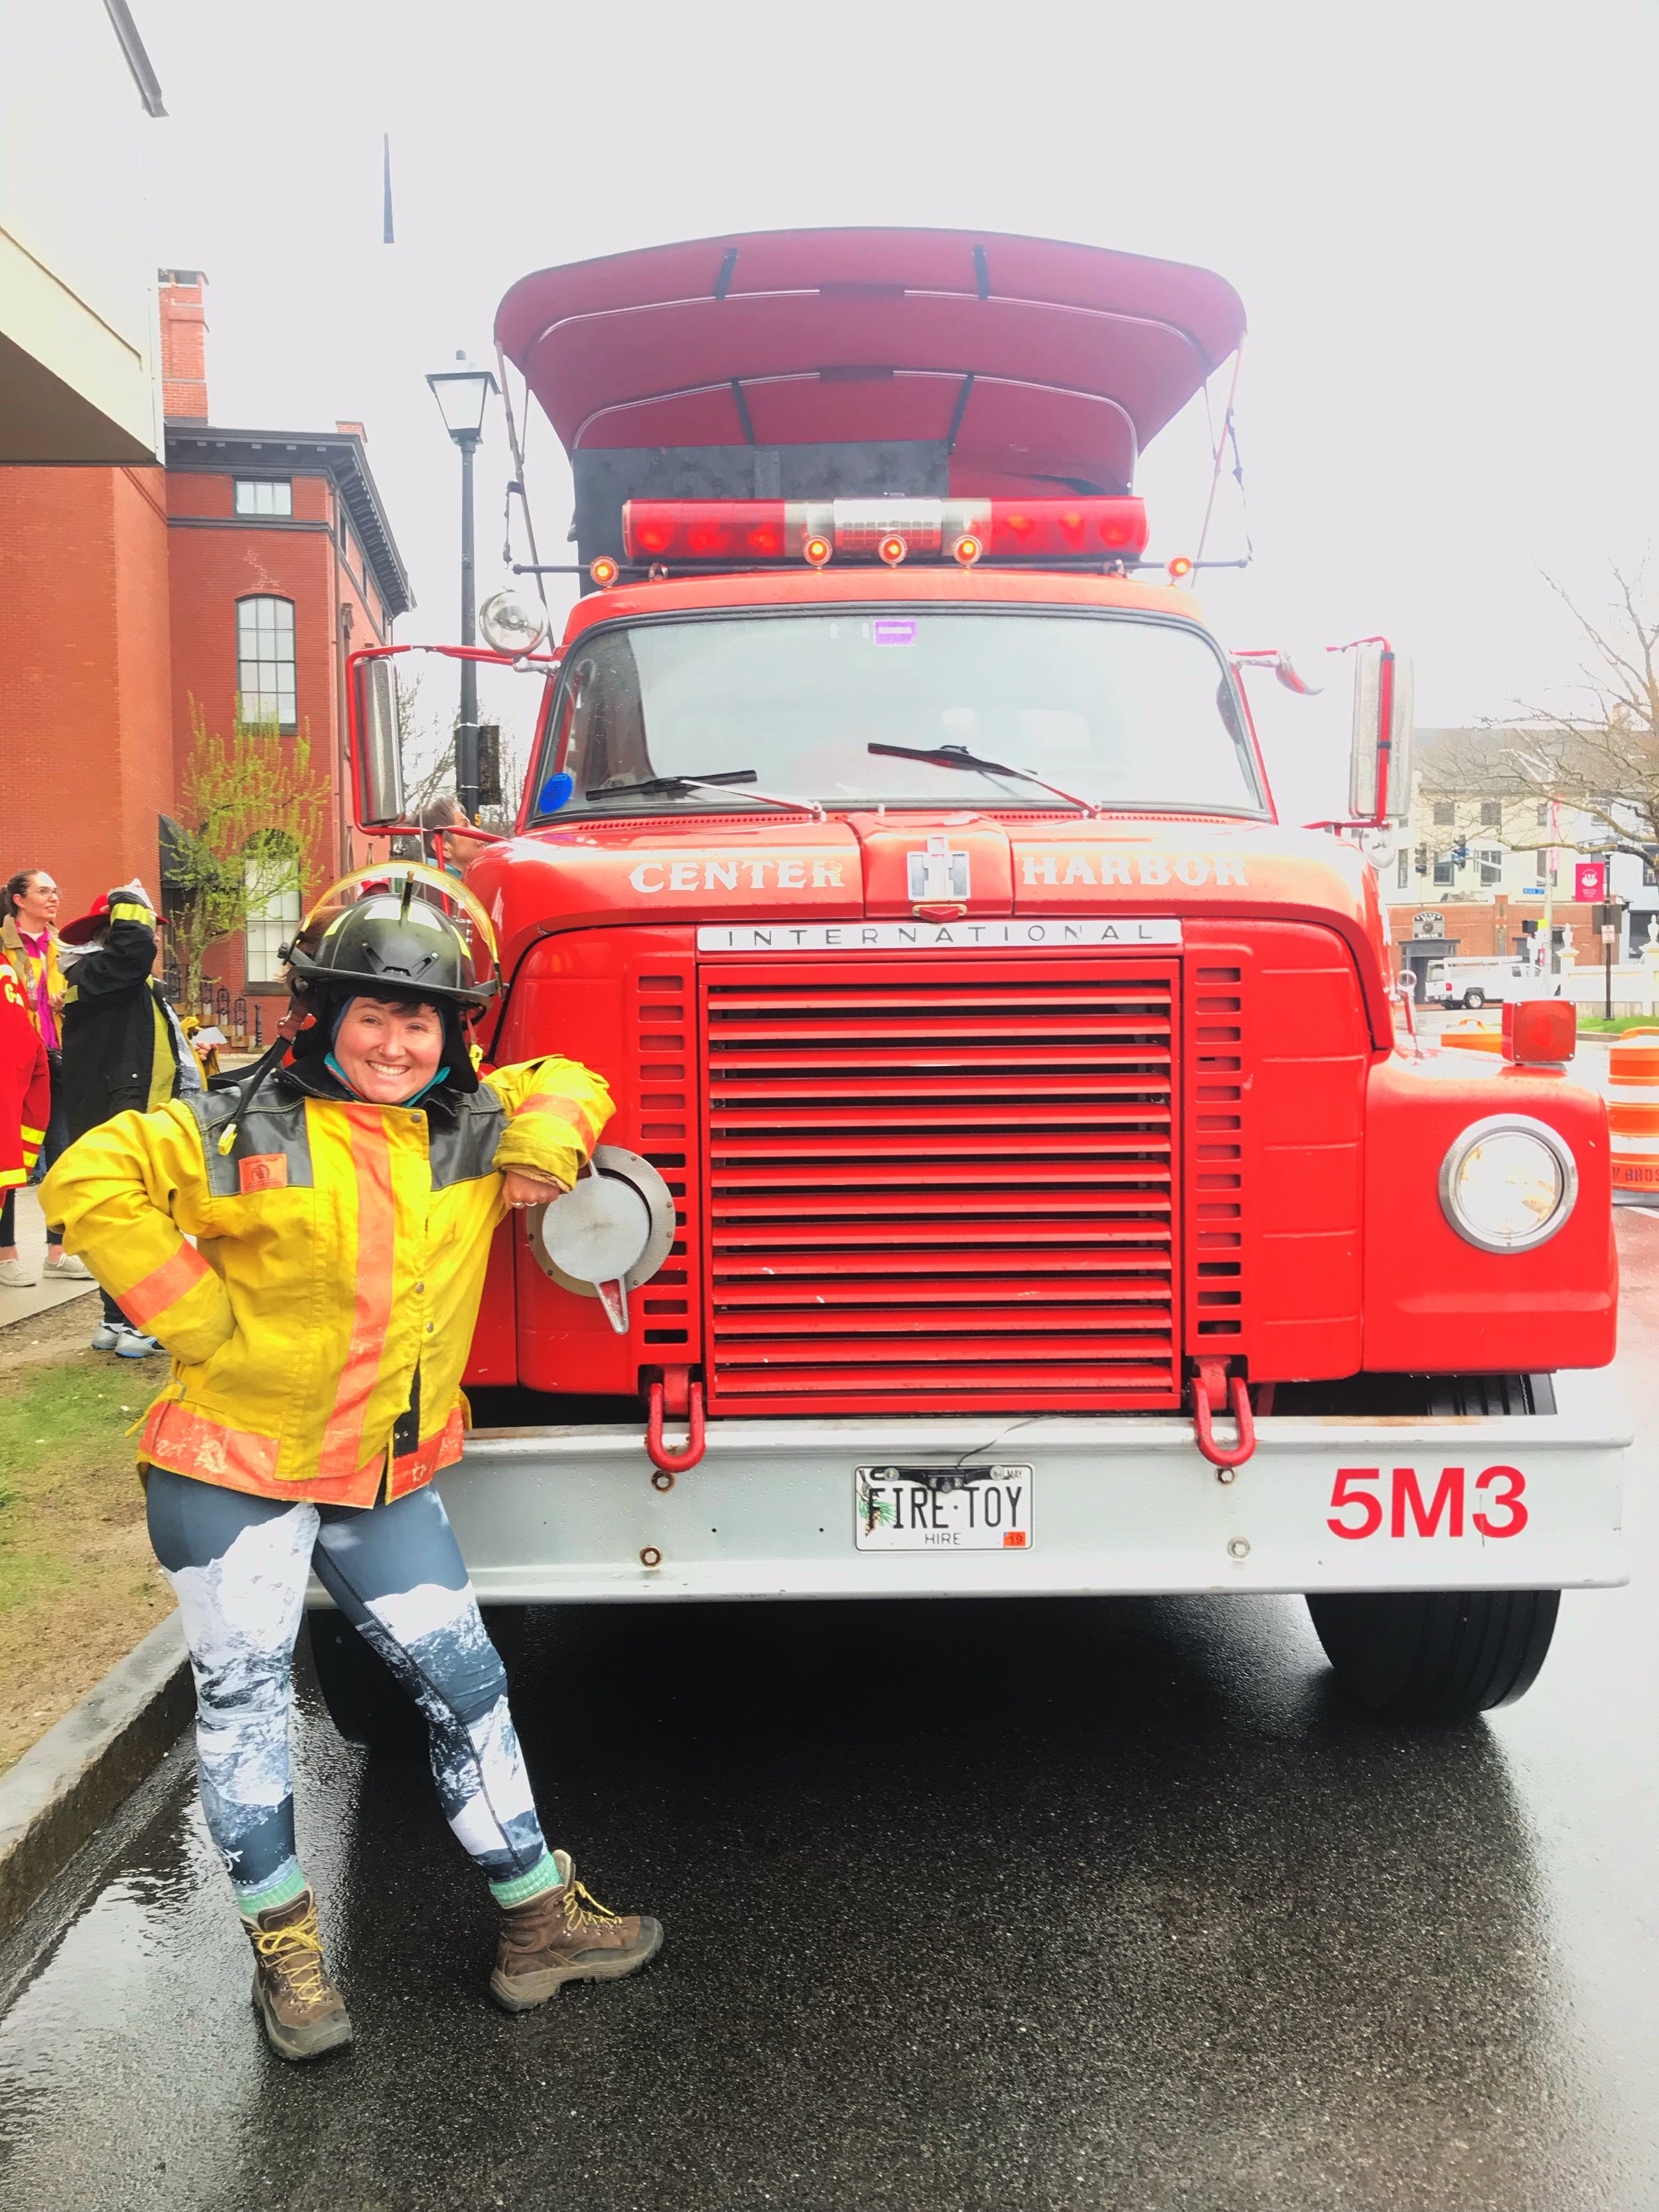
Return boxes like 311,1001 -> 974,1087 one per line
42,1055 -> 613,1505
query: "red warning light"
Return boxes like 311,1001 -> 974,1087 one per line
590,555 -> 620,587
618,494 -> 1149,567
1166,555 -> 1194,583
803,535 -> 832,569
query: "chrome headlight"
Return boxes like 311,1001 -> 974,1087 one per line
478,586 -> 547,656
1438,1115 -> 1577,1252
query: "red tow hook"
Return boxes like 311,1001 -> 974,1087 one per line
1190,1361 -> 1256,1471
646,1372 -> 706,1477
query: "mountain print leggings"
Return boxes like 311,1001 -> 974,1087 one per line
145,1466 -> 559,1918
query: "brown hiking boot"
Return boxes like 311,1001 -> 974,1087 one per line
243,1889 -> 354,2061
490,1850 -> 663,2012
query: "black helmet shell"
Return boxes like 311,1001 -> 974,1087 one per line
286,893 -> 496,1010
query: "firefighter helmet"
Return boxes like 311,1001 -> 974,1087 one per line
285,878 -> 498,1011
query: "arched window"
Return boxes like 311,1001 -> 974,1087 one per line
236,595 -> 296,731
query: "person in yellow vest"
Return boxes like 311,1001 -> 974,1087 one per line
43,887 -> 661,2063
0,866 -> 86,1286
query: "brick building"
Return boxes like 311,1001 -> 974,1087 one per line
1386,726 -> 1630,992
0,269 -> 410,1017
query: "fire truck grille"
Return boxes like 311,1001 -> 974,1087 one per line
700,958 -> 1181,1414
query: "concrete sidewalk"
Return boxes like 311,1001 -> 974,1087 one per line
0,1189 -> 98,1333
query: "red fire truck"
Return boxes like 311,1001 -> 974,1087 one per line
315,229 -> 1625,1739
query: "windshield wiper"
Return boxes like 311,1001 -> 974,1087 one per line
585,769 -> 824,820
867,743 -> 1095,816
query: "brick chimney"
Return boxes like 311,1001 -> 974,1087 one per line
335,420 -> 366,441
157,269 -> 208,420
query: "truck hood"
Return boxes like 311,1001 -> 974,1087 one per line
474,811 -> 1392,1041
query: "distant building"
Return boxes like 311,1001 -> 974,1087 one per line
1388,726 -> 1644,986
0,271 -> 411,1021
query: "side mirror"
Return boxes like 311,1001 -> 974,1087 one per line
352,654 -> 407,830
1347,640 -> 1413,825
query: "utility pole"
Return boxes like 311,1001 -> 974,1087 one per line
425,352 -> 499,822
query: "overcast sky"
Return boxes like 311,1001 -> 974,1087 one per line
132,0 -> 1659,822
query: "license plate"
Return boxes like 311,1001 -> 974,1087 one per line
854,1465 -> 1035,1552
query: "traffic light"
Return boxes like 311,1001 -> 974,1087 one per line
1521,917 -> 1538,935
1415,844 -> 1428,875
1451,838 -> 1470,867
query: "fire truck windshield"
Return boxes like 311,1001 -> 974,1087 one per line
533,610 -> 1265,820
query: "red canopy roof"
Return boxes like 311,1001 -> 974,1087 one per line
495,228 -> 1245,498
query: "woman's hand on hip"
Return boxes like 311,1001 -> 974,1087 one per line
502,1169 -> 570,1211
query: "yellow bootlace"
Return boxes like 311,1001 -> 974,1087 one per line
253,1916 -> 331,2006
564,1878 -> 622,1933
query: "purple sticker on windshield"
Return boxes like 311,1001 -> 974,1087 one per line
872,619 -> 916,647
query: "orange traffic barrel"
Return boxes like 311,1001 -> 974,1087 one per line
1439,1021 -> 1504,1055
1609,1027 -> 1659,1196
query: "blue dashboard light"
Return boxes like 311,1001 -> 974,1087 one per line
536,772 -> 575,814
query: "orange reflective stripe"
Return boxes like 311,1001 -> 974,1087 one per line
386,1406 -> 466,1500
315,1105 -> 396,1483
143,1400 -> 281,1491
121,1242 -> 212,1329
514,1090 -> 599,1152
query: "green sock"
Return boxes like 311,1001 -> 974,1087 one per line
235,1861 -> 308,1920
490,1852 -> 564,1909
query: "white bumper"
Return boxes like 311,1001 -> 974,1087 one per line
412,1367 -> 1634,1605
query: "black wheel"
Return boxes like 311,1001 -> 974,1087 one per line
304,1604 -> 530,1751
1307,1588 -> 1559,1722
1463,988 -> 1486,1009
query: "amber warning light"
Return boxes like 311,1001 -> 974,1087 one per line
621,495 -> 1149,566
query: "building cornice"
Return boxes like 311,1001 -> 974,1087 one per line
163,421 -> 413,619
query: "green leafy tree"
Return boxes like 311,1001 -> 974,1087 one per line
167,706 -> 327,1008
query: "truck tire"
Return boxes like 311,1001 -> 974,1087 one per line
1463,988 -> 1486,1009
1306,1588 -> 1559,1721
305,1604 -> 530,1753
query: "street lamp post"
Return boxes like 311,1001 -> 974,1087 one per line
426,352 -> 499,820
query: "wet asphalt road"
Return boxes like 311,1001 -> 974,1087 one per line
3,1222 -> 1658,2212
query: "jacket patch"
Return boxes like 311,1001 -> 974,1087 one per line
239,1153 -> 289,1194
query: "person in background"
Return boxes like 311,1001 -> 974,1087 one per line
56,880 -> 200,1357
420,793 -> 492,878
180,1012 -> 222,1082
0,963 -> 50,1270
0,867 -> 89,1288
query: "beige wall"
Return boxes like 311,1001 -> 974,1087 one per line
0,1 -> 163,463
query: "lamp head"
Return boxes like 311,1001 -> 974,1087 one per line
426,350 -> 498,442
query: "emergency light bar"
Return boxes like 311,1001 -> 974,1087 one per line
620,496 -> 1149,567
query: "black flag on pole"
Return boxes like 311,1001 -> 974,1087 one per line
382,133 -> 394,244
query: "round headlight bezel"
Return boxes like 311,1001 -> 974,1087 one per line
1437,1114 -> 1578,1254
477,586 -> 547,656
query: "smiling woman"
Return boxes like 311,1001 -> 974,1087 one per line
38,882 -> 663,2060
328,995 -> 447,1104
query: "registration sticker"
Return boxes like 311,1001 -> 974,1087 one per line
855,1465 -> 1034,1552
871,619 -> 917,647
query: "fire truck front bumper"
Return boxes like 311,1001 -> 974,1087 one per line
399,1367 -> 1634,1607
